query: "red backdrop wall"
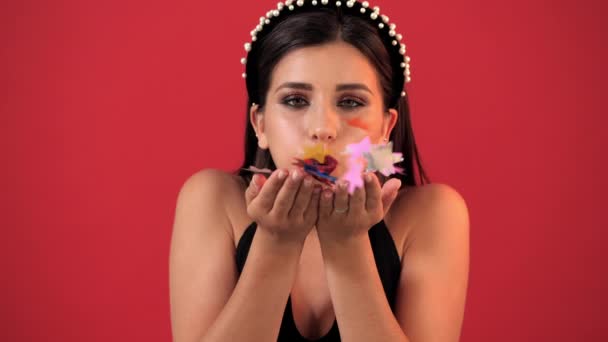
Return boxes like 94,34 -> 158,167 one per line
2,0 -> 607,340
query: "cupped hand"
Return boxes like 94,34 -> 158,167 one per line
245,168 -> 322,244
316,172 -> 402,244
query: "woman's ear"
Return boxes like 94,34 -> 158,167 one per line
382,108 -> 399,139
250,103 -> 269,149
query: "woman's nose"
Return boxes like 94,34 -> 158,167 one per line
308,107 -> 338,143
310,127 -> 336,142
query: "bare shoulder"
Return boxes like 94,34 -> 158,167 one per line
387,183 -> 470,257
175,168 -> 247,241
169,168 -> 246,341
391,183 -> 470,340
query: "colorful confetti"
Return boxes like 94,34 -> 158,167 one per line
244,138 -> 405,193
340,137 -> 406,194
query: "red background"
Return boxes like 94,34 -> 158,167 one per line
2,0 -> 607,340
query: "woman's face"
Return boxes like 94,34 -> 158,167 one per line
251,40 -> 397,178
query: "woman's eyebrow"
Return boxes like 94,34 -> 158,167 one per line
274,82 -> 373,95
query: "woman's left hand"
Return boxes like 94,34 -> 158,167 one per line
316,172 -> 402,244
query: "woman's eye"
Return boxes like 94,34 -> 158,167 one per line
340,98 -> 363,108
283,96 -> 308,107
281,96 -> 364,109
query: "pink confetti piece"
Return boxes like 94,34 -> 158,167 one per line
340,137 -> 406,193
342,157 -> 365,194
345,136 -> 372,158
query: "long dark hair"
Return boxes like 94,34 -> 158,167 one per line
233,7 -> 431,188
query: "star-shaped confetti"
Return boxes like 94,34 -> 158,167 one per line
364,141 -> 405,176
341,157 -> 365,194
301,143 -> 331,163
339,137 -> 406,194
344,136 -> 372,158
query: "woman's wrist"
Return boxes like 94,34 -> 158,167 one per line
255,224 -> 308,253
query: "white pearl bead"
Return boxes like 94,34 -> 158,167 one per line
405,56 -> 411,62
390,23 -> 396,30
406,76 -> 411,83
265,19 -> 270,24
401,91 -> 406,97
297,0 -> 304,6
286,0 -> 293,5
252,36 -> 257,41
396,34 -> 402,41
373,6 -> 380,12
322,0 -> 328,4
381,15 -> 389,23
378,23 -> 384,29
273,10 -> 279,16
392,40 -> 398,46
241,58 -> 247,64
347,1 -> 354,7
400,62 -> 406,68
312,0 -> 317,4
362,1 -> 369,8
389,30 -> 395,37
289,5 -> 294,9
336,1 -> 341,6
242,73 -> 247,78
245,43 -> 251,51
278,2 -> 284,10
370,12 -> 378,19
360,7 -> 366,13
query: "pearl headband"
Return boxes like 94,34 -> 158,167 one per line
240,0 -> 412,105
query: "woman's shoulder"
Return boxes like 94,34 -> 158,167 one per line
187,168 -> 247,190
187,168 -> 250,241
387,182 -> 469,257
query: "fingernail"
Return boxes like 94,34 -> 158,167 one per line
277,170 -> 286,179
292,169 -> 300,181
323,191 -> 332,198
365,173 -> 372,182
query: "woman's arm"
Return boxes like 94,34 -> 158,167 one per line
394,184 -> 470,342
321,233 -> 409,341
169,169 -> 304,342
319,183 -> 470,342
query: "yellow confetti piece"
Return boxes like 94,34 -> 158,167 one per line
301,143 -> 331,163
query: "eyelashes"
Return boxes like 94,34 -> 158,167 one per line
281,93 -> 366,109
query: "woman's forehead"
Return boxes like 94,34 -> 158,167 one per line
270,41 -> 380,92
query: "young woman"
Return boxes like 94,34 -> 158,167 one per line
170,1 -> 470,341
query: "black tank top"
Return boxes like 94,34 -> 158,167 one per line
235,220 -> 402,341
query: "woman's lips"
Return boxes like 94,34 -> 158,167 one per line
292,154 -> 339,185
313,155 -> 338,175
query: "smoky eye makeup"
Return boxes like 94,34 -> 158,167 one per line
279,92 -> 368,109
280,92 -> 309,108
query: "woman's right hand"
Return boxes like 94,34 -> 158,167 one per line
245,168 -> 322,245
